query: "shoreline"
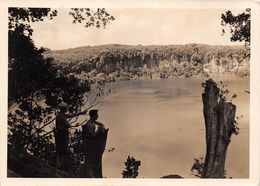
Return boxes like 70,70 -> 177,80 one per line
85,72 -> 250,84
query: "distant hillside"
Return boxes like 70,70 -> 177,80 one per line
44,44 -> 249,81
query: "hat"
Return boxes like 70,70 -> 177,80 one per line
89,109 -> 98,117
59,102 -> 68,111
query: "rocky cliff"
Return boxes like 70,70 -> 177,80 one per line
44,44 -> 250,81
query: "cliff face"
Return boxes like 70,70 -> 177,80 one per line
44,44 -> 249,79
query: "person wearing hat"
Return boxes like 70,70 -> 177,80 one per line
55,102 -> 86,170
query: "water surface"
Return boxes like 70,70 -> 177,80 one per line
97,77 -> 249,178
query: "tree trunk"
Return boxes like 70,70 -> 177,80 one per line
201,79 -> 236,178
80,129 -> 108,178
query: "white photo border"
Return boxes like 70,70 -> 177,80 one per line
1,0 -> 259,186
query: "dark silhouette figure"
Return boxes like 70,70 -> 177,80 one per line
54,102 -> 86,170
81,109 -> 108,178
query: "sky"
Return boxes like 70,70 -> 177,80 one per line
30,8 -> 245,50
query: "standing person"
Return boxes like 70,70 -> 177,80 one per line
82,109 -> 107,178
82,109 -> 105,138
55,102 -> 86,170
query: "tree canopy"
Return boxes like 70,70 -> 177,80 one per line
221,9 -> 251,45
69,8 -> 115,28
8,7 -> 114,172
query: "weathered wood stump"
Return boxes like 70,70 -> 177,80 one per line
80,129 -> 108,178
201,79 -> 236,178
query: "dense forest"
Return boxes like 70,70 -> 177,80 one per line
44,44 -> 250,82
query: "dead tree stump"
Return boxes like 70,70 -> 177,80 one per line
201,79 -> 236,178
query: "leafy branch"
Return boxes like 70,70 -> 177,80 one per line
122,156 -> 141,178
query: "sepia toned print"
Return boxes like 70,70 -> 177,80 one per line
7,7 -> 250,179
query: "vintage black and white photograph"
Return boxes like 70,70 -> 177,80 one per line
6,2 -> 254,181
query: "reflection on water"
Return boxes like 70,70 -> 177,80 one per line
97,77 -> 249,178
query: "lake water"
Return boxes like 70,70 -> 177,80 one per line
97,77 -> 249,178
